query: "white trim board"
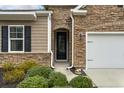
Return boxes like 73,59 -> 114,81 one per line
47,13 -> 51,53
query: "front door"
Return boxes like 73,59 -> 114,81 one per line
56,32 -> 68,61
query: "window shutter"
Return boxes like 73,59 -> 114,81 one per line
24,26 -> 31,52
1,26 -> 8,52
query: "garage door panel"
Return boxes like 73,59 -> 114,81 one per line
87,34 -> 124,68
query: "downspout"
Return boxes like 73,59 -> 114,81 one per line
67,14 -> 74,69
48,13 -> 55,68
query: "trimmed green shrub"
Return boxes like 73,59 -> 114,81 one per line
17,59 -> 38,73
26,66 -> 53,78
2,62 -> 15,72
3,69 -> 25,84
48,72 -> 68,87
17,75 -> 48,88
69,75 -> 93,88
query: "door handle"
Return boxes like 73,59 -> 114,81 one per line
88,59 -> 94,61
88,41 -> 93,43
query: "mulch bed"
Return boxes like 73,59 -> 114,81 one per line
0,68 -> 3,86
0,68 -> 17,88
70,67 -> 87,75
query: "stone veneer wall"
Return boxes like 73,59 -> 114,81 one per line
48,6 -> 74,64
0,53 -> 51,67
74,5 -> 124,68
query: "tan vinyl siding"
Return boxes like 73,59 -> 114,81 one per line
31,16 -> 48,53
0,16 -> 48,53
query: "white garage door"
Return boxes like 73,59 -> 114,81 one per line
87,33 -> 124,68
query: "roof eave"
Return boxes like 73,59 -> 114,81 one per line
0,11 -> 53,21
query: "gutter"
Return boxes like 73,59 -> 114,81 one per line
0,10 -> 52,13
67,5 -> 87,69
71,9 -> 87,16
36,11 -> 53,14
74,5 -> 87,10
67,14 -> 74,69
71,5 -> 87,16
48,13 -> 55,68
50,50 -> 55,68
0,10 -> 53,14
36,11 -> 53,16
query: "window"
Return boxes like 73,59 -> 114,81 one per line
9,25 -> 24,52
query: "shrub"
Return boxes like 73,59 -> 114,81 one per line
69,75 -> 93,88
17,59 -> 38,73
3,69 -> 25,84
2,62 -> 15,72
17,75 -> 48,88
26,66 -> 53,78
48,72 -> 68,87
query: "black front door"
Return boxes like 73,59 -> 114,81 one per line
56,32 -> 67,60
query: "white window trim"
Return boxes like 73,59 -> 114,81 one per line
8,25 -> 25,53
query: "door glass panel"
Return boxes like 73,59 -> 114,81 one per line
57,32 -> 67,60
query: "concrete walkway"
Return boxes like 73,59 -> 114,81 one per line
84,69 -> 124,88
54,63 -> 77,81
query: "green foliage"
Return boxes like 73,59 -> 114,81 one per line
26,66 -> 53,78
17,75 -> 48,88
69,75 -> 93,88
17,59 -> 38,73
2,62 -> 15,72
48,72 -> 68,87
3,69 -> 25,84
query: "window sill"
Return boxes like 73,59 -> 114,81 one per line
8,51 -> 24,53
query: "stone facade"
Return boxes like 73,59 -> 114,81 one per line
48,6 -> 74,64
0,53 -> 51,67
74,5 -> 124,68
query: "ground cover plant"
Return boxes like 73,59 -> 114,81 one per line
0,60 -> 94,88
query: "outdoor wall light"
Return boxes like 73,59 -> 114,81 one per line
79,32 -> 85,40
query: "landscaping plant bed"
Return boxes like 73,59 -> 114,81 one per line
0,60 -> 95,88
70,67 -> 98,88
0,68 -> 3,87
0,83 -> 17,88
0,69 -> 15,88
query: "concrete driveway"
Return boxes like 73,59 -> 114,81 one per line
84,69 -> 124,88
